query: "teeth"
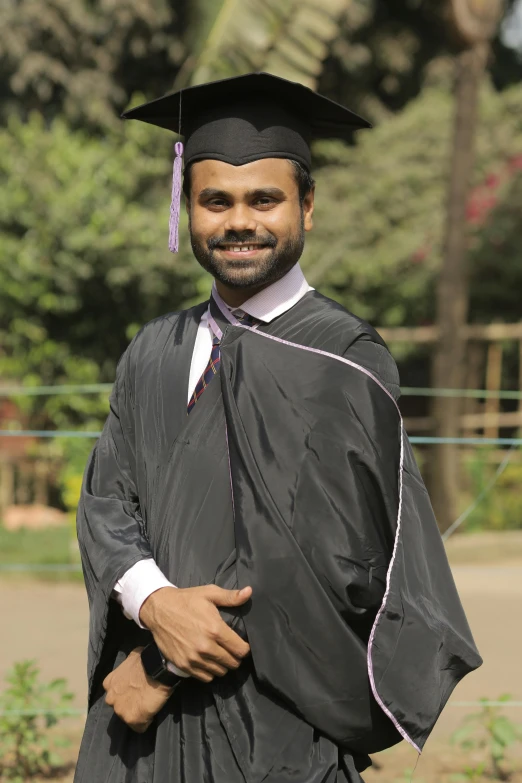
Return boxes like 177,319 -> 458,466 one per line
225,245 -> 257,252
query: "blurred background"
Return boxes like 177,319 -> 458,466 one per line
1,1 -> 522,781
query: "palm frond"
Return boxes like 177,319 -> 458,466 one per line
186,0 -> 352,90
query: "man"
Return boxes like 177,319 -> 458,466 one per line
75,73 -> 482,783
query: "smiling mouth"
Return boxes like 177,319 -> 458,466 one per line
218,244 -> 268,253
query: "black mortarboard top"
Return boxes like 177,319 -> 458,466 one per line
121,72 -> 371,252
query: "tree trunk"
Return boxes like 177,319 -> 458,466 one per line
430,42 -> 489,532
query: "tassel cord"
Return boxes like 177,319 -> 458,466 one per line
168,141 -> 184,253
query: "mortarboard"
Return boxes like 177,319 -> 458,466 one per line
122,72 -> 371,252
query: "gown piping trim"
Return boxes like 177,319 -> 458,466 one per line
210,291 -> 420,755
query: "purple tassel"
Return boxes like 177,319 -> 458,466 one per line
168,141 -> 184,253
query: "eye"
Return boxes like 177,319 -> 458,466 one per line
254,196 -> 277,209
207,198 -> 229,210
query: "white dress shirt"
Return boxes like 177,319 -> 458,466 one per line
112,263 -> 313,673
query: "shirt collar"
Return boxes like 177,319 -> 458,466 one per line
211,263 -> 313,324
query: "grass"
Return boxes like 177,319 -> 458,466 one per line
0,524 -> 82,582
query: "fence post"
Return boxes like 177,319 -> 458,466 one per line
484,342 -> 503,440
519,336 -> 522,437
0,460 -> 15,519
463,340 -> 484,437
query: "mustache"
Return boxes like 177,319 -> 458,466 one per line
207,230 -> 278,250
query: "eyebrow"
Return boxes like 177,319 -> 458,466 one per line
198,187 -> 286,201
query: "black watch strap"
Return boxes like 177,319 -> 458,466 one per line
140,642 -> 182,688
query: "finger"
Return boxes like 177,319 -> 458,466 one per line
204,586 -> 252,608
104,691 -> 114,707
129,721 -> 151,734
196,659 -> 228,677
190,667 -> 215,684
102,673 -> 112,691
201,647 -> 242,671
215,625 -> 251,659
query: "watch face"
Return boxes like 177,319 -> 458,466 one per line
141,643 -> 165,679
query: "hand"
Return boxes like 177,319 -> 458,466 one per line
139,585 -> 252,683
103,647 -> 174,733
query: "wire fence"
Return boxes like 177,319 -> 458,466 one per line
0,383 -> 520,724
1,382 -> 521,444
1,384 -> 521,559
1,431 -> 522,446
1,383 -> 522,399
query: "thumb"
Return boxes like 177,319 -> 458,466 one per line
206,586 -> 252,607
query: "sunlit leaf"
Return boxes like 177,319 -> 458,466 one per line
188,0 -> 352,89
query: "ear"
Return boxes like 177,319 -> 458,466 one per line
303,187 -> 315,232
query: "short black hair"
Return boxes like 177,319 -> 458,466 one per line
182,159 -> 315,203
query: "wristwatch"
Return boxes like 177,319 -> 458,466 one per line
141,642 -> 182,688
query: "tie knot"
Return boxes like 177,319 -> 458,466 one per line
235,311 -> 256,326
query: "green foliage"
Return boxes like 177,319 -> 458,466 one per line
318,0 -> 522,127
3,78 -> 522,516
186,0 -> 521,110
0,104 -> 210,514
302,77 -> 522,331
0,0 -> 185,129
450,695 -> 522,781
1,0 -> 519,131
0,1 -> 521,517
0,110 -> 207,437
462,450 -> 522,531
450,764 -> 487,782
57,437 -> 101,512
468,171 -> 522,325
0,660 -> 74,781
188,0 -> 350,89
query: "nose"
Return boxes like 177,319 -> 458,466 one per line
223,203 -> 258,234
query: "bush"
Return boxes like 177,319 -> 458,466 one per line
0,660 -> 74,781
462,450 -> 522,531
450,694 -> 522,781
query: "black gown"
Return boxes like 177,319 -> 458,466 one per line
75,290 -> 482,783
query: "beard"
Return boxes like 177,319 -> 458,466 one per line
189,213 -> 305,290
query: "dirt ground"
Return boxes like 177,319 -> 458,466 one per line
1,531 -> 522,781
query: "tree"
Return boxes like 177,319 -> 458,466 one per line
302,73 -> 522,317
2,0 -> 521,519
318,0 -> 521,125
3,75 -> 522,426
2,0 -> 520,132
0,0 -> 187,129
0,112 -> 206,432
430,0 -> 505,531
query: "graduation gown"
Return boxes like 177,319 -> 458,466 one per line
75,290 -> 482,783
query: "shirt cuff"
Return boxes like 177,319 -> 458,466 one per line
112,559 -> 190,678
112,558 -> 176,629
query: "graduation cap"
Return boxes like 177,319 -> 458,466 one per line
122,72 -> 371,253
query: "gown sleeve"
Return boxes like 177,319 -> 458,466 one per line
76,346 -> 153,694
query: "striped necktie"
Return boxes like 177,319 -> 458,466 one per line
187,311 -> 256,414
